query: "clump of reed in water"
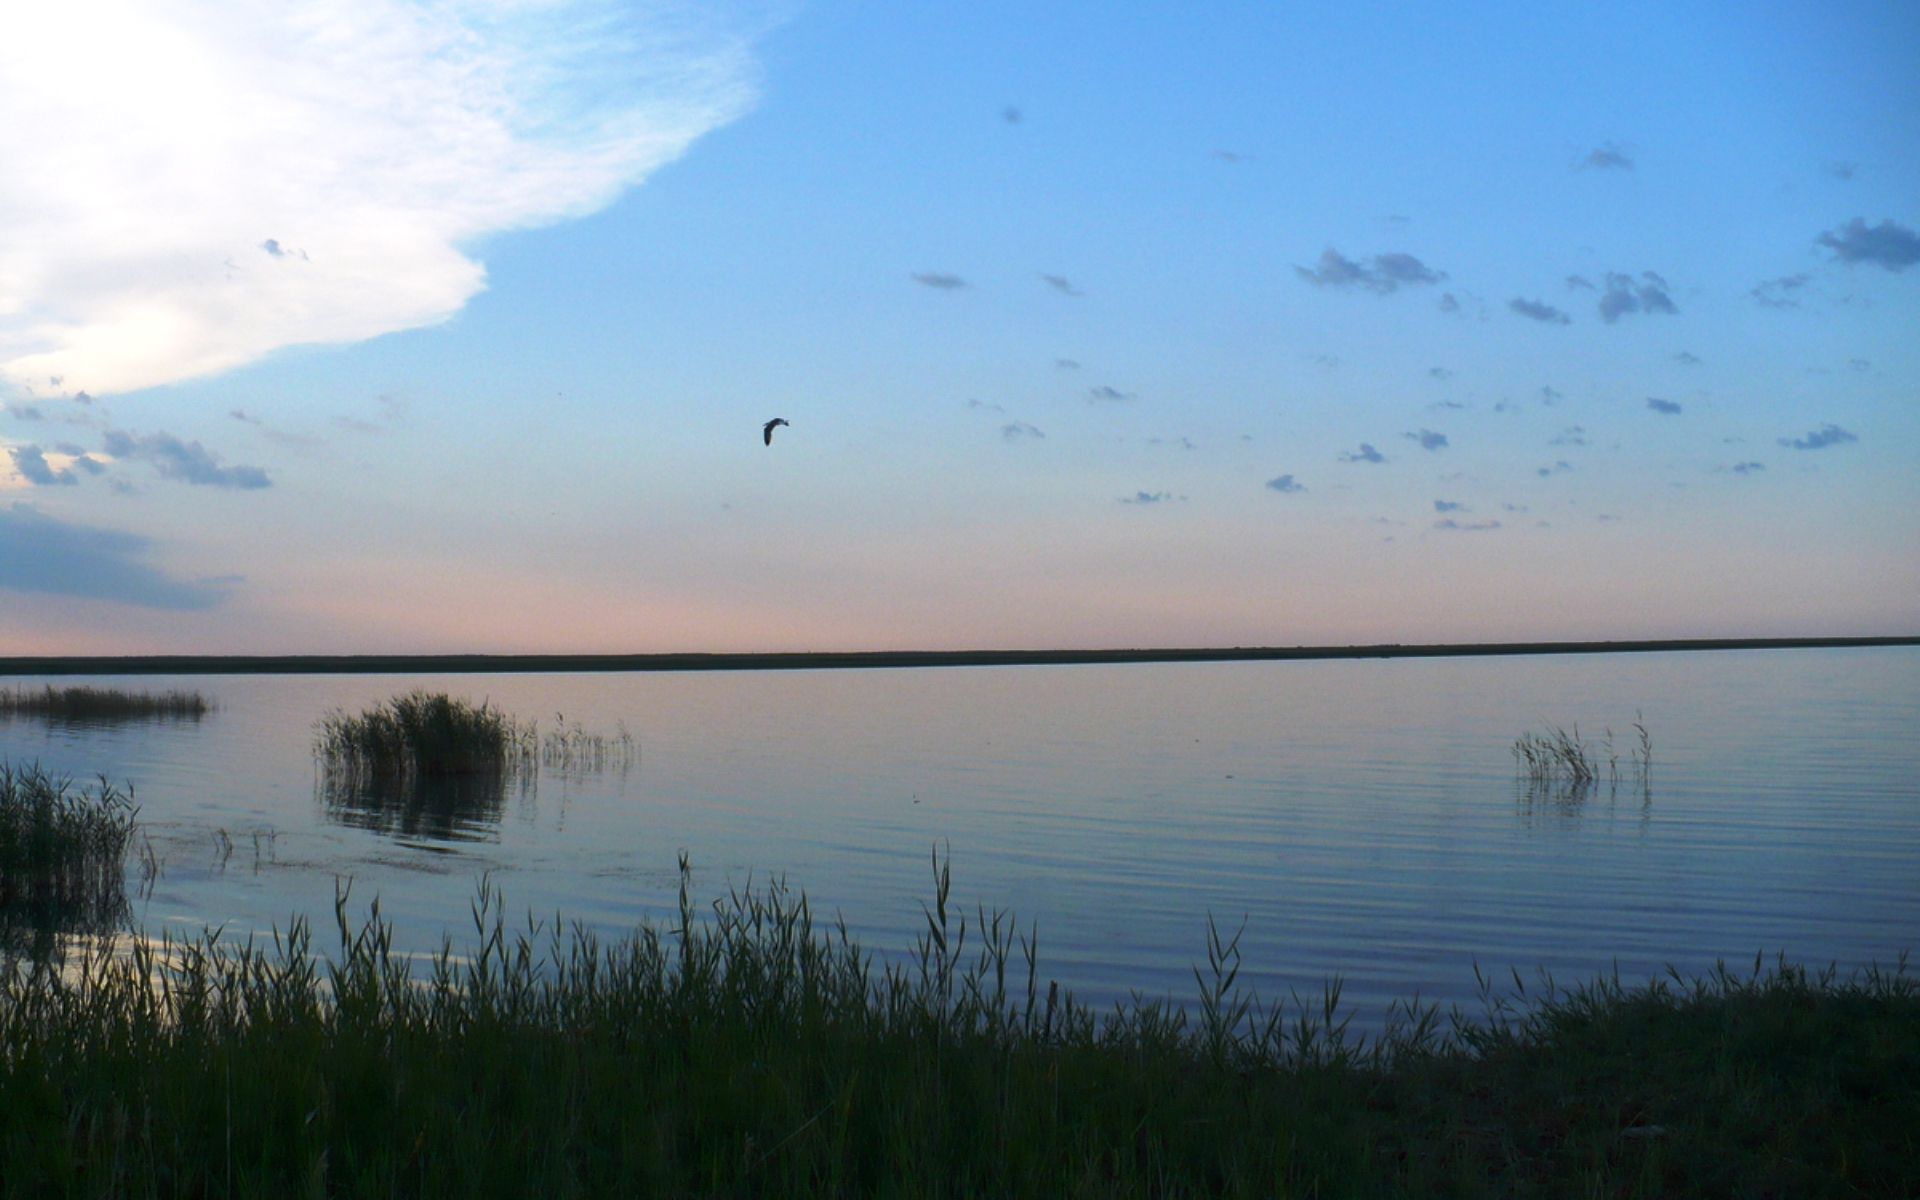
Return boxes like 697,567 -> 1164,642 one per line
0,684 -> 209,723
1512,725 -> 1599,786
0,853 -> 1911,1196
0,762 -> 137,957
538,714 -> 638,773
315,691 -> 536,785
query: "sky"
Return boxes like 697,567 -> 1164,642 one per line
2,0 -> 1917,654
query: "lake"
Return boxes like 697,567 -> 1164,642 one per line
3,646 -> 1915,1026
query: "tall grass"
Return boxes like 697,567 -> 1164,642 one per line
0,763 -> 137,960
1,854 -> 1912,1196
316,694 -> 638,840
1512,725 -> 1599,786
0,685 -> 209,724
539,714 -> 639,774
316,691 -> 535,783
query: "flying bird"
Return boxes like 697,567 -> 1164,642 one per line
763,418 -> 789,446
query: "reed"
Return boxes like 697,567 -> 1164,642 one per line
538,714 -> 639,774
0,854 -> 1911,1197
1512,725 -> 1600,787
315,691 -> 535,783
0,763 -> 137,959
0,684 -> 209,723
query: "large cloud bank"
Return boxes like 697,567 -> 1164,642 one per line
0,0 -> 760,396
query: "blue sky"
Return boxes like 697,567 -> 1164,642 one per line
2,0 -> 1916,653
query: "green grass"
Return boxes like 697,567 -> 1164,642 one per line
0,853 -> 1912,1197
0,685 -> 209,723
0,763 -> 137,960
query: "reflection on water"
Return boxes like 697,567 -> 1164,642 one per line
0,649 -> 1914,1024
319,768 -> 531,843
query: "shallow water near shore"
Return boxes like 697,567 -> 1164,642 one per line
2,646 -> 1915,1024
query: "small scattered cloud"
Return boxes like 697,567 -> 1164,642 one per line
1404,429 -> 1448,451
1598,271 -> 1678,322
1539,386 -> 1562,404
1550,425 -> 1587,446
5,403 -> 43,421
1752,273 -> 1813,309
1001,105 -> 1022,124
1427,367 -> 1453,380
1816,218 -> 1920,270
1087,385 -> 1133,402
1536,460 -> 1573,476
102,430 -> 271,488
1673,350 -> 1701,365
1566,275 -> 1595,291
1778,423 -> 1857,450
1580,142 -> 1633,170
1433,499 -> 1467,513
1054,358 -> 1081,370
0,503 -> 231,609
1039,273 -> 1082,296
1731,461 -> 1765,475
1825,161 -> 1856,180
1312,354 -> 1340,369
965,398 -> 1005,414
910,271 -> 969,290
228,408 -> 261,424
1435,290 -> 1490,318
7,444 -> 77,486
1502,503 -> 1528,513
1509,297 -> 1571,324
1339,443 -> 1387,464
1294,248 -> 1445,294
1211,149 -> 1246,163
1120,491 -> 1182,505
1001,421 -> 1044,442
1432,518 -> 1500,531
1265,474 -> 1305,494
1646,397 -> 1682,415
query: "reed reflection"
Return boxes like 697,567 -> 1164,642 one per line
0,764 -> 135,964
0,685 -> 210,728
315,692 -> 636,843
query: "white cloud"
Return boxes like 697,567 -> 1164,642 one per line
0,0 -> 762,395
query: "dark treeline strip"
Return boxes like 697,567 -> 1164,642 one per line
1,862 -> 1914,1197
0,685 -> 209,720
1,635 -> 1916,677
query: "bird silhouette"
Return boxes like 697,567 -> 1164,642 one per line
763,418 -> 789,446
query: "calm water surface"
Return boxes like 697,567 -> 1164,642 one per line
4,648 -> 1915,1022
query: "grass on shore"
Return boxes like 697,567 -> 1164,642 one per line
0,685 -> 209,724
0,763 -> 136,960
1,853 -> 1913,1198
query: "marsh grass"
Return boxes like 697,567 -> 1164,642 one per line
1515,717 -> 1653,815
538,714 -> 639,774
0,764 -> 136,961
1,852 -> 1912,1197
0,685 -> 209,724
316,692 -> 536,841
316,694 -> 638,840
316,691 -> 535,783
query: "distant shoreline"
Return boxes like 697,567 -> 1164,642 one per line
1,635 -> 1914,676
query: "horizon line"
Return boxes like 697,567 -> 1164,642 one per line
1,635 -> 1915,677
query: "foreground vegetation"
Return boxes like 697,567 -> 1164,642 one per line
0,685 -> 208,723
0,856 -> 1912,1198
0,764 -> 136,959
